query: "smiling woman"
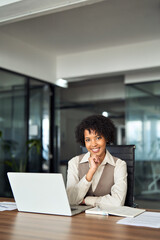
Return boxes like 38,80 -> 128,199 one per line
66,115 -> 127,208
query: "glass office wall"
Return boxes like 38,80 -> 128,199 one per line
126,81 -> 160,209
0,69 -> 55,197
28,79 -> 52,173
0,70 -> 27,196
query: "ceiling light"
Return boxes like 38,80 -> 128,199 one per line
55,79 -> 68,88
0,0 -> 22,8
102,111 -> 109,117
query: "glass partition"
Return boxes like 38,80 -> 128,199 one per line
126,81 -> 160,209
0,70 -> 27,196
0,69 -> 55,197
28,79 -> 53,173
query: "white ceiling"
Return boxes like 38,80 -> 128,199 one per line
0,0 -> 160,55
0,0 -> 103,24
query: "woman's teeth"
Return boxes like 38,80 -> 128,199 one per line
92,148 -> 99,153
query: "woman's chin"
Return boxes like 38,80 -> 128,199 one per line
90,151 -> 101,156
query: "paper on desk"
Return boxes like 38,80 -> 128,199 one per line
117,211 -> 160,228
0,202 -> 17,211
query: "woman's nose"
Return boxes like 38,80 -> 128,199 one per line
91,139 -> 97,146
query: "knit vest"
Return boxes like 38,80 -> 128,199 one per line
78,154 -> 117,197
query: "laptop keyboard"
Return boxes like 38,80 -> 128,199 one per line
71,207 -> 78,211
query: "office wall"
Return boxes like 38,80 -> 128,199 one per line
1,29 -> 160,85
125,68 -> 160,84
57,40 -> 160,79
61,76 -> 124,102
0,31 -> 56,83
1,29 -> 160,88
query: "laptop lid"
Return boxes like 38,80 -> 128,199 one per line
8,172 -> 74,216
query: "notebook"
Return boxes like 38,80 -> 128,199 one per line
85,206 -> 146,218
7,172 -> 91,216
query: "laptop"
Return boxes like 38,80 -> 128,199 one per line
7,172 -> 92,216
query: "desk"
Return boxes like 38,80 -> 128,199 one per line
0,198 -> 160,240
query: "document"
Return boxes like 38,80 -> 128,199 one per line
85,206 -> 145,218
0,202 -> 17,211
117,211 -> 160,228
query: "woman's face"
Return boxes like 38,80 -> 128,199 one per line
84,129 -> 106,159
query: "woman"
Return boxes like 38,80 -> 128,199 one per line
66,115 -> 127,208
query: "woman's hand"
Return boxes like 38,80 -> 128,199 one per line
86,154 -> 101,182
89,154 -> 101,171
80,199 -> 86,205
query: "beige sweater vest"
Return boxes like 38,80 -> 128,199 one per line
78,154 -> 117,197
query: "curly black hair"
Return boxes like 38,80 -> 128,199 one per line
75,115 -> 115,146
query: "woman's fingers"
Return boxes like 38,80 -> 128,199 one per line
92,155 -> 100,163
89,155 -> 101,170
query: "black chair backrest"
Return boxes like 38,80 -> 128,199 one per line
81,145 -> 135,207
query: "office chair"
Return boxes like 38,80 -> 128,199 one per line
81,145 -> 136,207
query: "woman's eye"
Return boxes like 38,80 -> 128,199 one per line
97,136 -> 102,140
85,139 -> 90,142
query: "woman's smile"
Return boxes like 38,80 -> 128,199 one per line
91,148 -> 100,153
